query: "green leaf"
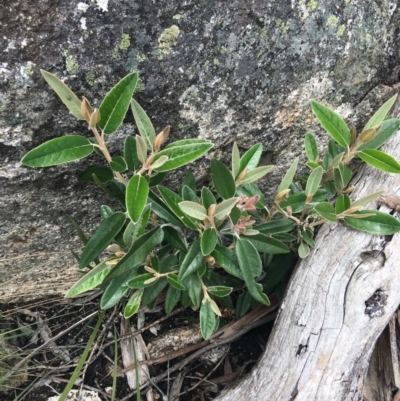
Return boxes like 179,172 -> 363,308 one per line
215,197 -> 239,220
149,172 -> 167,187
359,119 -> 400,151
66,260 -> 113,297
363,94 -> 397,130
314,202 -> 337,222
123,205 -> 151,248
147,190 -> 185,227
230,206 -> 241,225
240,165 -> 274,186
277,157 -> 299,193
236,238 -> 270,306
165,286 -> 181,314
181,185 -> 199,203
201,187 -> 216,210
124,289 -> 143,318
126,175 -> 149,223
322,153 -> 333,171
211,245 -> 243,279
130,98 -> 156,149
335,194 -> 351,214
78,166 -> 114,183
79,212 -> 126,268
21,136 -> 93,167
124,136 -> 141,171
307,161 -> 320,169
232,142 -> 241,179
180,171 -> 197,195
163,226 -> 188,252
157,185 -> 197,230
281,189 -> 328,213
151,139 -> 213,172
304,133 -> 319,162
99,72 -> 138,135
200,301 -> 216,340
100,205 -> 114,219
305,166 -> 323,196
178,239 -> 204,282
108,180 -> 126,208
358,149 -> 400,173
106,227 -> 164,280
262,252 -> 296,294
110,156 -> 127,172
310,100 -> 351,148
184,274 -> 202,310
245,233 -> 290,254
333,163 -> 352,190
302,229 -> 315,247
127,273 -> 157,288
167,274 -> 186,290
178,201 -> 207,221
100,270 -> 137,309
255,219 -> 296,235
40,70 -> 84,120
344,210 -> 400,235
238,144 -> 262,177
211,159 -> 236,199
298,242 -> 310,258
66,213 -> 88,246
201,228 -> 218,256
207,286 -> 232,297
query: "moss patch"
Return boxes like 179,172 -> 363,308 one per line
327,15 -> 339,27
158,25 -> 180,54
307,0 -> 318,11
337,24 -> 346,37
63,51 -> 79,74
85,72 -> 95,86
276,19 -> 289,33
119,33 -> 130,50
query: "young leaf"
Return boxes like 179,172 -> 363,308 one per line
165,286 -> 181,314
21,136 -> 94,167
151,139 -> 213,172
240,165 -> 274,186
314,202 -> 337,222
130,98 -> 156,149
126,175 -> 149,223
78,166 -> 114,183
232,142 -> 241,179
211,159 -> 236,199
200,301 -> 216,340
124,136 -> 141,171
277,157 -> 299,193
358,119 -> 400,151
79,212 -> 126,268
99,72 -> 138,134
178,201 -> 207,221
158,186 -> 197,229
211,245 -> 243,279
245,234 -> 290,254
310,100 -> 351,148
238,144 -> 262,177
236,238 -> 270,306
236,184 -> 266,208
201,228 -> 218,256
351,191 -> 385,208
344,210 -> 400,235
335,194 -> 351,214
215,197 -> 240,220
363,94 -> 397,130
304,133 -> 319,162
110,156 -> 127,172
106,227 -> 164,280
178,239 -> 204,282
66,260 -> 113,297
298,242 -> 310,258
124,289 -> 143,318
358,149 -> 400,174
305,166 -> 323,197
207,286 -> 232,297
40,70 -> 84,120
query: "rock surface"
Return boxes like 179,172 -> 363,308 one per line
1,0 -> 400,302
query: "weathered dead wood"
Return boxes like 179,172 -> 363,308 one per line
216,110 -> 400,400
